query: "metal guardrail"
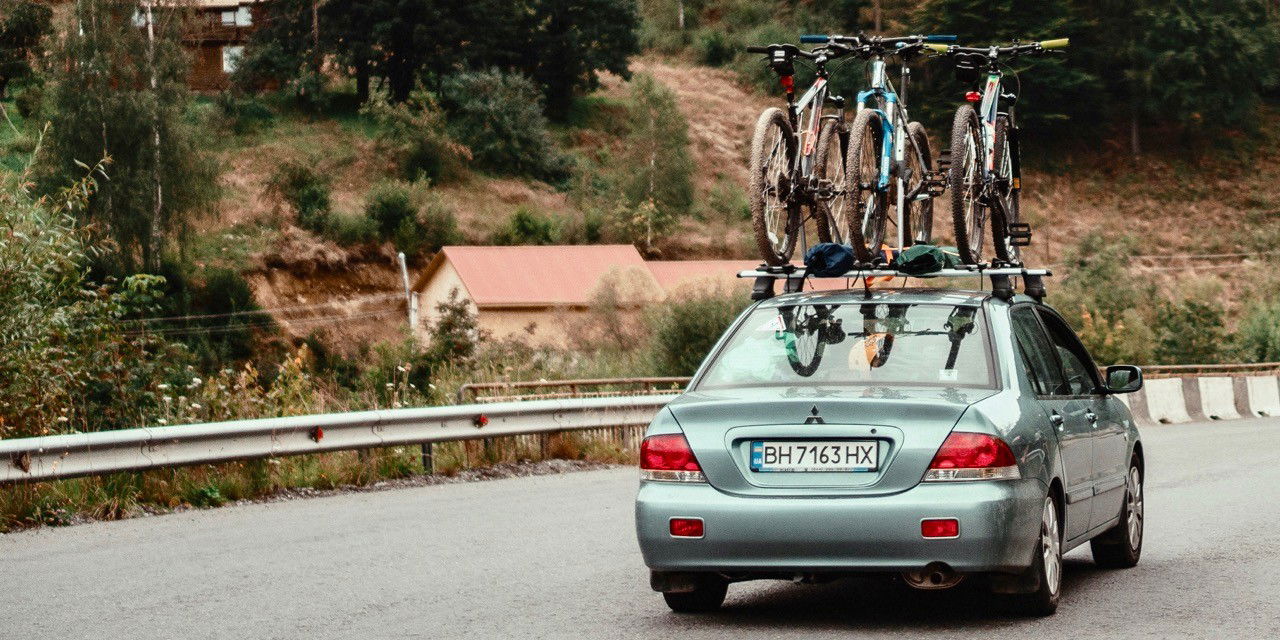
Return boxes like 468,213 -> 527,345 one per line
457,377 -> 691,403
0,394 -> 676,485
1138,362 -> 1280,378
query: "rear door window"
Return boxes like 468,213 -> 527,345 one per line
1038,310 -> 1101,396
1010,306 -> 1067,396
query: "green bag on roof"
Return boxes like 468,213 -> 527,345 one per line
892,244 -> 962,276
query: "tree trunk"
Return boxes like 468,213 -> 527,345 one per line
145,4 -> 163,272
678,0 -> 685,30
355,60 -> 370,104
1129,113 -> 1141,158
873,0 -> 882,33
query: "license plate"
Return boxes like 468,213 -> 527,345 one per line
750,440 -> 880,473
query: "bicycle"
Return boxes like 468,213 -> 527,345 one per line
744,41 -> 861,266
925,38 -> 1069,265
801,33 -> 956,264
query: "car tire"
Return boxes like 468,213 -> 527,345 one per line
1091,460 -> 1144,568
1013,494 -> 1062,617
662,576 -> 728,613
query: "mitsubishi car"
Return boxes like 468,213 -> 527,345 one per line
635,288 -> 1145,616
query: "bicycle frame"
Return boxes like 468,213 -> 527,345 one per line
788,76 -> 842,178
854,57 -> 928,249
977,71 -> 1004,176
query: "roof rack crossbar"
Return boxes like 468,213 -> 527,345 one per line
738,265 -> 1053,301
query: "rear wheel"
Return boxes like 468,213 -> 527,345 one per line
845,108 -> 887,264
662,576 -> 728,613
1091,461 -> 1144,568
750,108 -> 800,265
1013,495 -> 1062,616
813,119 -> 847,245
948,104 -> 986,264
991,115 -> 1019,263
904,121 -> 935,246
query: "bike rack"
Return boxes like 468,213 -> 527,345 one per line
739,265 -> 1052,302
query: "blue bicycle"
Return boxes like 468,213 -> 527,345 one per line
803,33 -> 955,264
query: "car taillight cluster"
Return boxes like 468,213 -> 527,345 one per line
924,432 -> 1021,481
640,433 -> 706,483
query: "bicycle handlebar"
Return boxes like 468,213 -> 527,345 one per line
799,34 -> 829,43
744,43 -> 821,60
925,37 -> 1069,57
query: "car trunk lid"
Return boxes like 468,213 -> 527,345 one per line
668,385 -> 994,497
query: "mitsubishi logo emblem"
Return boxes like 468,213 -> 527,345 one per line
805,406 -> 825,424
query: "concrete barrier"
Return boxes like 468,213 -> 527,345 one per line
1245,376 -> 1280,417
1143,378 -> 1192,424
1197,377 -> 1240,420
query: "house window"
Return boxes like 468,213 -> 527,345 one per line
221,10 -> 236,26
236,6 -> 253,27
222,45 -> 245,73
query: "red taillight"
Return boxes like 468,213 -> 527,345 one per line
924,432 -> 1020,481
640,434 -> 705,482
670,518 -> 704,538
921,518 -> 959,538
965,90 -> 982,102
780,75 -> 795,93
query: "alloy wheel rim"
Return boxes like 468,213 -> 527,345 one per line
826,136 -> 849,243
1042,498 -> 1061,596
1127,467 -> 1144,549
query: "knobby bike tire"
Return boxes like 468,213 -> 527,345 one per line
845,108 -> 887,264
905,121 -> 935,246
812,119 -> 846,245
992,115 -> 1019,264
949,104 -> 986,264
749,108 -> 800,266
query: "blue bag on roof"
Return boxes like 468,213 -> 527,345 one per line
804,243 -> 854,277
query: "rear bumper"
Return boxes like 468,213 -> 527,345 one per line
635,478 -> 1044,575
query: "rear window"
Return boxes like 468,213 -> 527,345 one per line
696,302 -> 995,390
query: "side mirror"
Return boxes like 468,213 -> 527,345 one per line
1105,365 -> 1143,394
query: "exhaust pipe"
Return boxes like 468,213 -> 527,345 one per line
901,562 -> 964,590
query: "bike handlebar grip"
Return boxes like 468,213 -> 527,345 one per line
922,43 -> 950,53
745,45 -> 770,53
924,34 -> 958,43
1039,38 -> 1069,49
799,34 -> 829,43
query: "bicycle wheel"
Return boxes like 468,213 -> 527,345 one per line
813,119 -> 847,245
905,121 -> 935,246
948,104 -> 986,264
992,115 -> 1020,263
750,108 -> 801,266
845,108 -> 887,264
783,306 -> 828,377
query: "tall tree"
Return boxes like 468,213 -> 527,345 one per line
0,0 -> 51,98
40,0 -> 216,275
520,0 -> 640,119
617,73 -> 693,248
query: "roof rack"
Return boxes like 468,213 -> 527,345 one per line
737,265 -> 1053,302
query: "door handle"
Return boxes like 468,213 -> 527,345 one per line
1050,412 -> 1064,429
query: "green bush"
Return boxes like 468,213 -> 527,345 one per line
215,93 -> 275,134
647,288 -> 747,375
439,70 -> 568,182
1236,301 -> 1280,362
365,181 -> 416,238
1153,299 -> 1229,365
694,28 -> 737,67
323,210 -> 379,246
269,160 -> 332,232
13,83 -> 43,119
491,207 -> 561,245
363,91 -> 467,183
362,181 -> 460,257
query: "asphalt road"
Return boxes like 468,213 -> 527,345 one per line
4,418 -> 1280,639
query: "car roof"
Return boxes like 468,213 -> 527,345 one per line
754,287 -> 1007,308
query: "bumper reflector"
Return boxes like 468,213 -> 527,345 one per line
921,518 -> 959,539
670,518 -> 704,538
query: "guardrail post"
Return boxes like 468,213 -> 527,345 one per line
421,443 -> 434,474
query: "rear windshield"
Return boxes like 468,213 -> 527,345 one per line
696,302 -> 995,390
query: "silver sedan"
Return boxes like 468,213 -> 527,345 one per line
635,288 -> 1145,616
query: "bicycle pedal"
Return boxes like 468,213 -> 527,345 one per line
1008,222 -> 1032,247
922,171 -> 949,197
936,149 -> 951,171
